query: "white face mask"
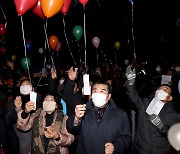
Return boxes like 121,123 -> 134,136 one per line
20,85 -> 32,95
155,66 -> 161,72
155,89 -> 168,101
92,93 -> 107,108
59,79 -> 65,85
43,101 -> 56,112
175,67 -> 180,72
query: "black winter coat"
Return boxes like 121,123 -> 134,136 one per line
67,99 -> 132,154
126,83 -> 180,154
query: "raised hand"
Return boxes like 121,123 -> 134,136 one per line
25,101 -> 35,113
74,104 -> 86,122
125,65 -> 136,85
14,96 -> 22,110
51,66 -> 57,79
68,67 -> 78,81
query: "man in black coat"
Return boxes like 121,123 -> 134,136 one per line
125,65 -> 180,154
67,81 -> 132,154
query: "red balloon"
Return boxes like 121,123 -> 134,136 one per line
48,35 -> 59,49
26,39 -> 32,43
32,0 -> 45,18
79,0 -> 88,5
0,47 -> 6,54
14,0 -> 37,16
0,24 -> 6,36
61,0 -> 72,15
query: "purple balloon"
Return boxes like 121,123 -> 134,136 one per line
55,41 -> 61,52
92,37 -> 100,49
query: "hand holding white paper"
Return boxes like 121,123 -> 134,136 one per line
168,123 -> 180,151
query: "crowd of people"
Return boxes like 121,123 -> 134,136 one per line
0,54 -> 180,154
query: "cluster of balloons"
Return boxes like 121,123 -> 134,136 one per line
92,37 -> 100,49
48,35 -> 61,52
13,0 -> 87,18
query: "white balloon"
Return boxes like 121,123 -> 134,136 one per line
124,59 -> 129,66
38,48 -> 43,54
168,123 -> 180,151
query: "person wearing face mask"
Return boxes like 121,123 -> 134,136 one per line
16,94 -> 74,154
125,65 -> 180,154
6,78 -> 40,154
66,81 -> 132,154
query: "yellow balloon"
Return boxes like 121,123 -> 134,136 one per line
115,42 -> 120,50
41,0 -> 64,18
11,55 -> 16,61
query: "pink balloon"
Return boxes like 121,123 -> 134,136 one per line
55,41 -> 61,52
92,37 -> 100,49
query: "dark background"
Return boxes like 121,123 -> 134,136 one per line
0,0 -> 180,70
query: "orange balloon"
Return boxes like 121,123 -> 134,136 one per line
41,0 -> 64,18
48,35 -> 59,49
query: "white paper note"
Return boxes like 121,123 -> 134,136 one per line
161,75 -> 171,85
83,74 -> 91,95
146,97 -> 164,115
30,91 -> 37,110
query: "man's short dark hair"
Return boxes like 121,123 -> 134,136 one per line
92,81 -> 112,94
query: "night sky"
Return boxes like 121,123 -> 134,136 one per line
0,0 -> 180,70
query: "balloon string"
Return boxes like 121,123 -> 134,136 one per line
114,51 -> 117,64
20,16 -> 31,83
2,35 -> 5,46
131,2 -> 136,59
77,42 -> 82,66
83,5 -> 87,67
62,16 -> 77,66
96,49 -> 99,65
96,0 -> 101,7
34,19 -> 47,92
34,75 -> 43,92
43,18 -> 55,67
43,19 -> 47,68
0,4 -> 7,27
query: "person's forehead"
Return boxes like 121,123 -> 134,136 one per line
45,95 -> 54,99
160,85 -> 171,92
21,80 -> 31,85
93,84 -> 107,90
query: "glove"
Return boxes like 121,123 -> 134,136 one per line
125,65 -> 136,85
148,114 -> 164,129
